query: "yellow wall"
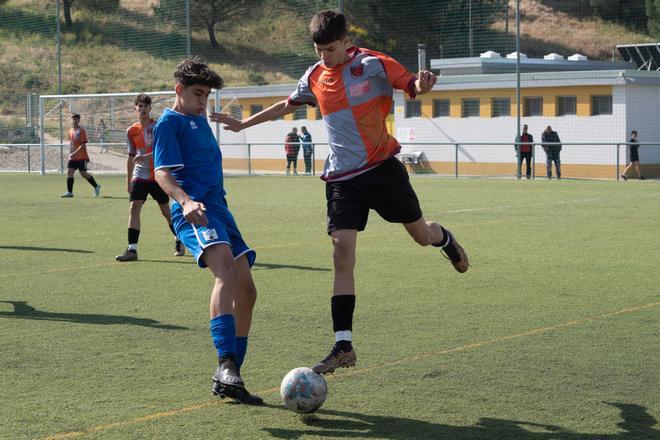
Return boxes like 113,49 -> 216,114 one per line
415,85 -> 613,118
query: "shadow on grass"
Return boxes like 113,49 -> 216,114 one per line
0,245 -> 93,254
253,262 -> 330,272
0,301 -> 187,330
262,403 -> 658,439
140,259 -> 195,265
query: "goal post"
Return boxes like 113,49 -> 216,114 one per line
37,90 -> 225,175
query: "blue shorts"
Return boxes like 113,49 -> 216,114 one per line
171,192 -> 256,269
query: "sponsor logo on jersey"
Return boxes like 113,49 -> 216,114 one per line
349,80 -> 371,97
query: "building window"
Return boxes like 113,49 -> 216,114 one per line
491,98 -> 510,117
523,97 -> 543,116
556,96 -> 576,116
293,105 -> 307,120
432,99 -> 450,117
405,100 -> 422,118
249,104 -> 263,116
592,95 -> 612,115
461,98 -> 480,117
315,106 -> 322,120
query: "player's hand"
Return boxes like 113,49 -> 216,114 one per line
210,112 -> 243,132
182,199 -> 208,226
415,70 -> 437,94
126,182 -> 132,194
133,154 -> 148,164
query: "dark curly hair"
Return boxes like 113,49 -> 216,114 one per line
309,10 -> 347,45
134,93 -> 151,106
174,56 -> 224,89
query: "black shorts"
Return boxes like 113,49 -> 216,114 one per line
326,157 -> 423,234
130,180 -> 169,204
630,147 -> 639,162
67,160 -> 88,171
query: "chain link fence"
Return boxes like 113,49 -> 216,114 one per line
1,1 -> 657,178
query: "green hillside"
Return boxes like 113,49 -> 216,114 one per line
0,0 -> 655,128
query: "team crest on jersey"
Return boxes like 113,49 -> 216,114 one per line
348,80 -> 371,97
189,120 -> 198,130
350,65 -> 364,77
202,228 -> 218,241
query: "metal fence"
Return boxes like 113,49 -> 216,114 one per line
3,141 -> 656,181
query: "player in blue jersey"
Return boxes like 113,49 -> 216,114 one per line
153,57 -> 262,405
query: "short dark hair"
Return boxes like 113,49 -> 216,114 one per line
174,56 -> 224,89
135,93 -> 152,106
71,113 -> 80,119
309,10 -> 347,45
631,130 -> 638,135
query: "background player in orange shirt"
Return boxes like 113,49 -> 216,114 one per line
215,10 -> 469,376
61,113 -> 101,198
115,94 -> 184,262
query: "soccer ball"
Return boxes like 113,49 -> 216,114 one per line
280,367 -> 328,413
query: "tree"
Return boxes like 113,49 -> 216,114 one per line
60,0 -> 120,29
648,0 -> 660,37
346,0 -> 509,66
590,0 -> 646,28
62,0 -> 73,29
191,0 -> 251,48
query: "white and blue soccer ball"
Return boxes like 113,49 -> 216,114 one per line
280,367 -> 328,413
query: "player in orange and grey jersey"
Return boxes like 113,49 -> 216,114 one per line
214,10 -> 470,376
115,94 -> 183,262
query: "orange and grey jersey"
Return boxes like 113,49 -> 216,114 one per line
127,120 -> 156,182
288,47 -> 417,181
69,127 -> 89,161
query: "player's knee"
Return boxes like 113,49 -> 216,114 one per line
333,248 -> 355,272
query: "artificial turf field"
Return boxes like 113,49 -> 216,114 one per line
0,173 -> 658,440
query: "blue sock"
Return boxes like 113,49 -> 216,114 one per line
236,336 -> 248,374
210,314 -> 236,359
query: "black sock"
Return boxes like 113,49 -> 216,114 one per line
432,226 -> 451,248
433,226 -> 460,261
332,295 -> 355,349
67,177 -> 73,193
86,176 -> 98,188
128,228 -> 140,247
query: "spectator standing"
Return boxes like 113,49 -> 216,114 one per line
284,127 -> 301,175
300,126 -> 313,174
542,125 -> 562,179
514,124 -> 533,179
621,130 -> 645,180
98,118 -> 108,153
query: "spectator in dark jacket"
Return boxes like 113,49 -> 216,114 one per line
284,127 -> 301,175
621,130 -> 645,180
300,126 -> 313,174
542,126 -> 562,179
514,124 -> 533,179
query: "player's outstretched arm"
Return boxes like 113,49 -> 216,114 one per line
210,99 -> 296,132
414,70 -> 437,95
155,168 -> 208,226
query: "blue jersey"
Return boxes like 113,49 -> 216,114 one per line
154,108 -> 223,200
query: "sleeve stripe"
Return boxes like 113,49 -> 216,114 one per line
154,164 -> 184,171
